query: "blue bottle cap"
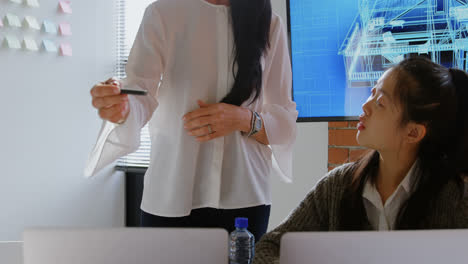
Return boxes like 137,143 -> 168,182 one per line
235,217 -> 248,228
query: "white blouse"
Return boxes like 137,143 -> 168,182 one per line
85,0 -> 298,217
362,161 -> 418,230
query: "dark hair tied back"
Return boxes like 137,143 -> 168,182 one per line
448,68 -> 468,174
221,0 -> 272,106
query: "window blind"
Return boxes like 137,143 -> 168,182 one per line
115,0 -> 154,168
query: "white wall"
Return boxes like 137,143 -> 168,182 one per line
0,0 -> 125,241
269,123 -> 328,230
0,0 -> 327,240
272,0 -> 288,24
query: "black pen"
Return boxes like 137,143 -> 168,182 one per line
104,78 -> 148,96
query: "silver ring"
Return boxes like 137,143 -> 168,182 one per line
207,124 -> 213,134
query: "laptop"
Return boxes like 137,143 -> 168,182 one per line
23,228 -> 228,264
0,242 -> 22,264
280,229 -> 468,264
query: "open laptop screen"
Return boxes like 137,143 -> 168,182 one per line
23,228 -> 228,264
280,230 -> 468,264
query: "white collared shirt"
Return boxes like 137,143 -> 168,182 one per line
84,0 -> 298,217
362,161 -> 418,230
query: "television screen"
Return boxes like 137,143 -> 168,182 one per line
288,0 -> 468,121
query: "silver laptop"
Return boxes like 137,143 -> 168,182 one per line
23,228 -> 228,264
280,229 -> 468,264
0,242 -> 22,264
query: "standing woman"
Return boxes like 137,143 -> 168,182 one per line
86,0 -> 297,241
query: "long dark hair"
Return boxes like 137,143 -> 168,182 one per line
339,57 -> 468,230
221,0 -> 272,106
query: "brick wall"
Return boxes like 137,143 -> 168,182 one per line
328,121 -> 368,171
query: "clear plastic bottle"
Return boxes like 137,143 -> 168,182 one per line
229,217 -> 255,264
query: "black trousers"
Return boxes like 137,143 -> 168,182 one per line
140,205 -> 271,242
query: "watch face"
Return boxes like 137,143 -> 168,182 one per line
255,118 -> 262,129
254,113 -> 262,130
249,112 -> 262,136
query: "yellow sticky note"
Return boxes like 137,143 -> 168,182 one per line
24,37 -> 39,51
5,35 -> 21,49
26,0 -> 39,7
6,13 -> 21,28
60,43 -> 72,56
25,16 -> 40,30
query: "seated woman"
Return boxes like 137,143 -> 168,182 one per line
253,57 -> 468,264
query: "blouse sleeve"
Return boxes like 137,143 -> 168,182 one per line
84,4 -> 166,177
261,16 -> 298,182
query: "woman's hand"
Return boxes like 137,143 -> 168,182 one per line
183,100 -> 252,142
90,77 -> 130,124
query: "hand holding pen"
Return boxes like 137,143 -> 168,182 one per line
90,77 -> 130,124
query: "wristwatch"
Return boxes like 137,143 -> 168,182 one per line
248,111 -> 262,137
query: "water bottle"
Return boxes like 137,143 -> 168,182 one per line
229,217 -> 255,264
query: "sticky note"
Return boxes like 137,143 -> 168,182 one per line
5,35 -> 21,49
60,43 -> 72,56
59,22 -> 72,36
6,13 -> 21,28
25,16 -> 40,30
42,39 -> 57,52
26,0 -> 39,7
9,0 -> 22,4
59,1 -> 72,14
24,37 -> 39,51
43,20 -> 57,34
